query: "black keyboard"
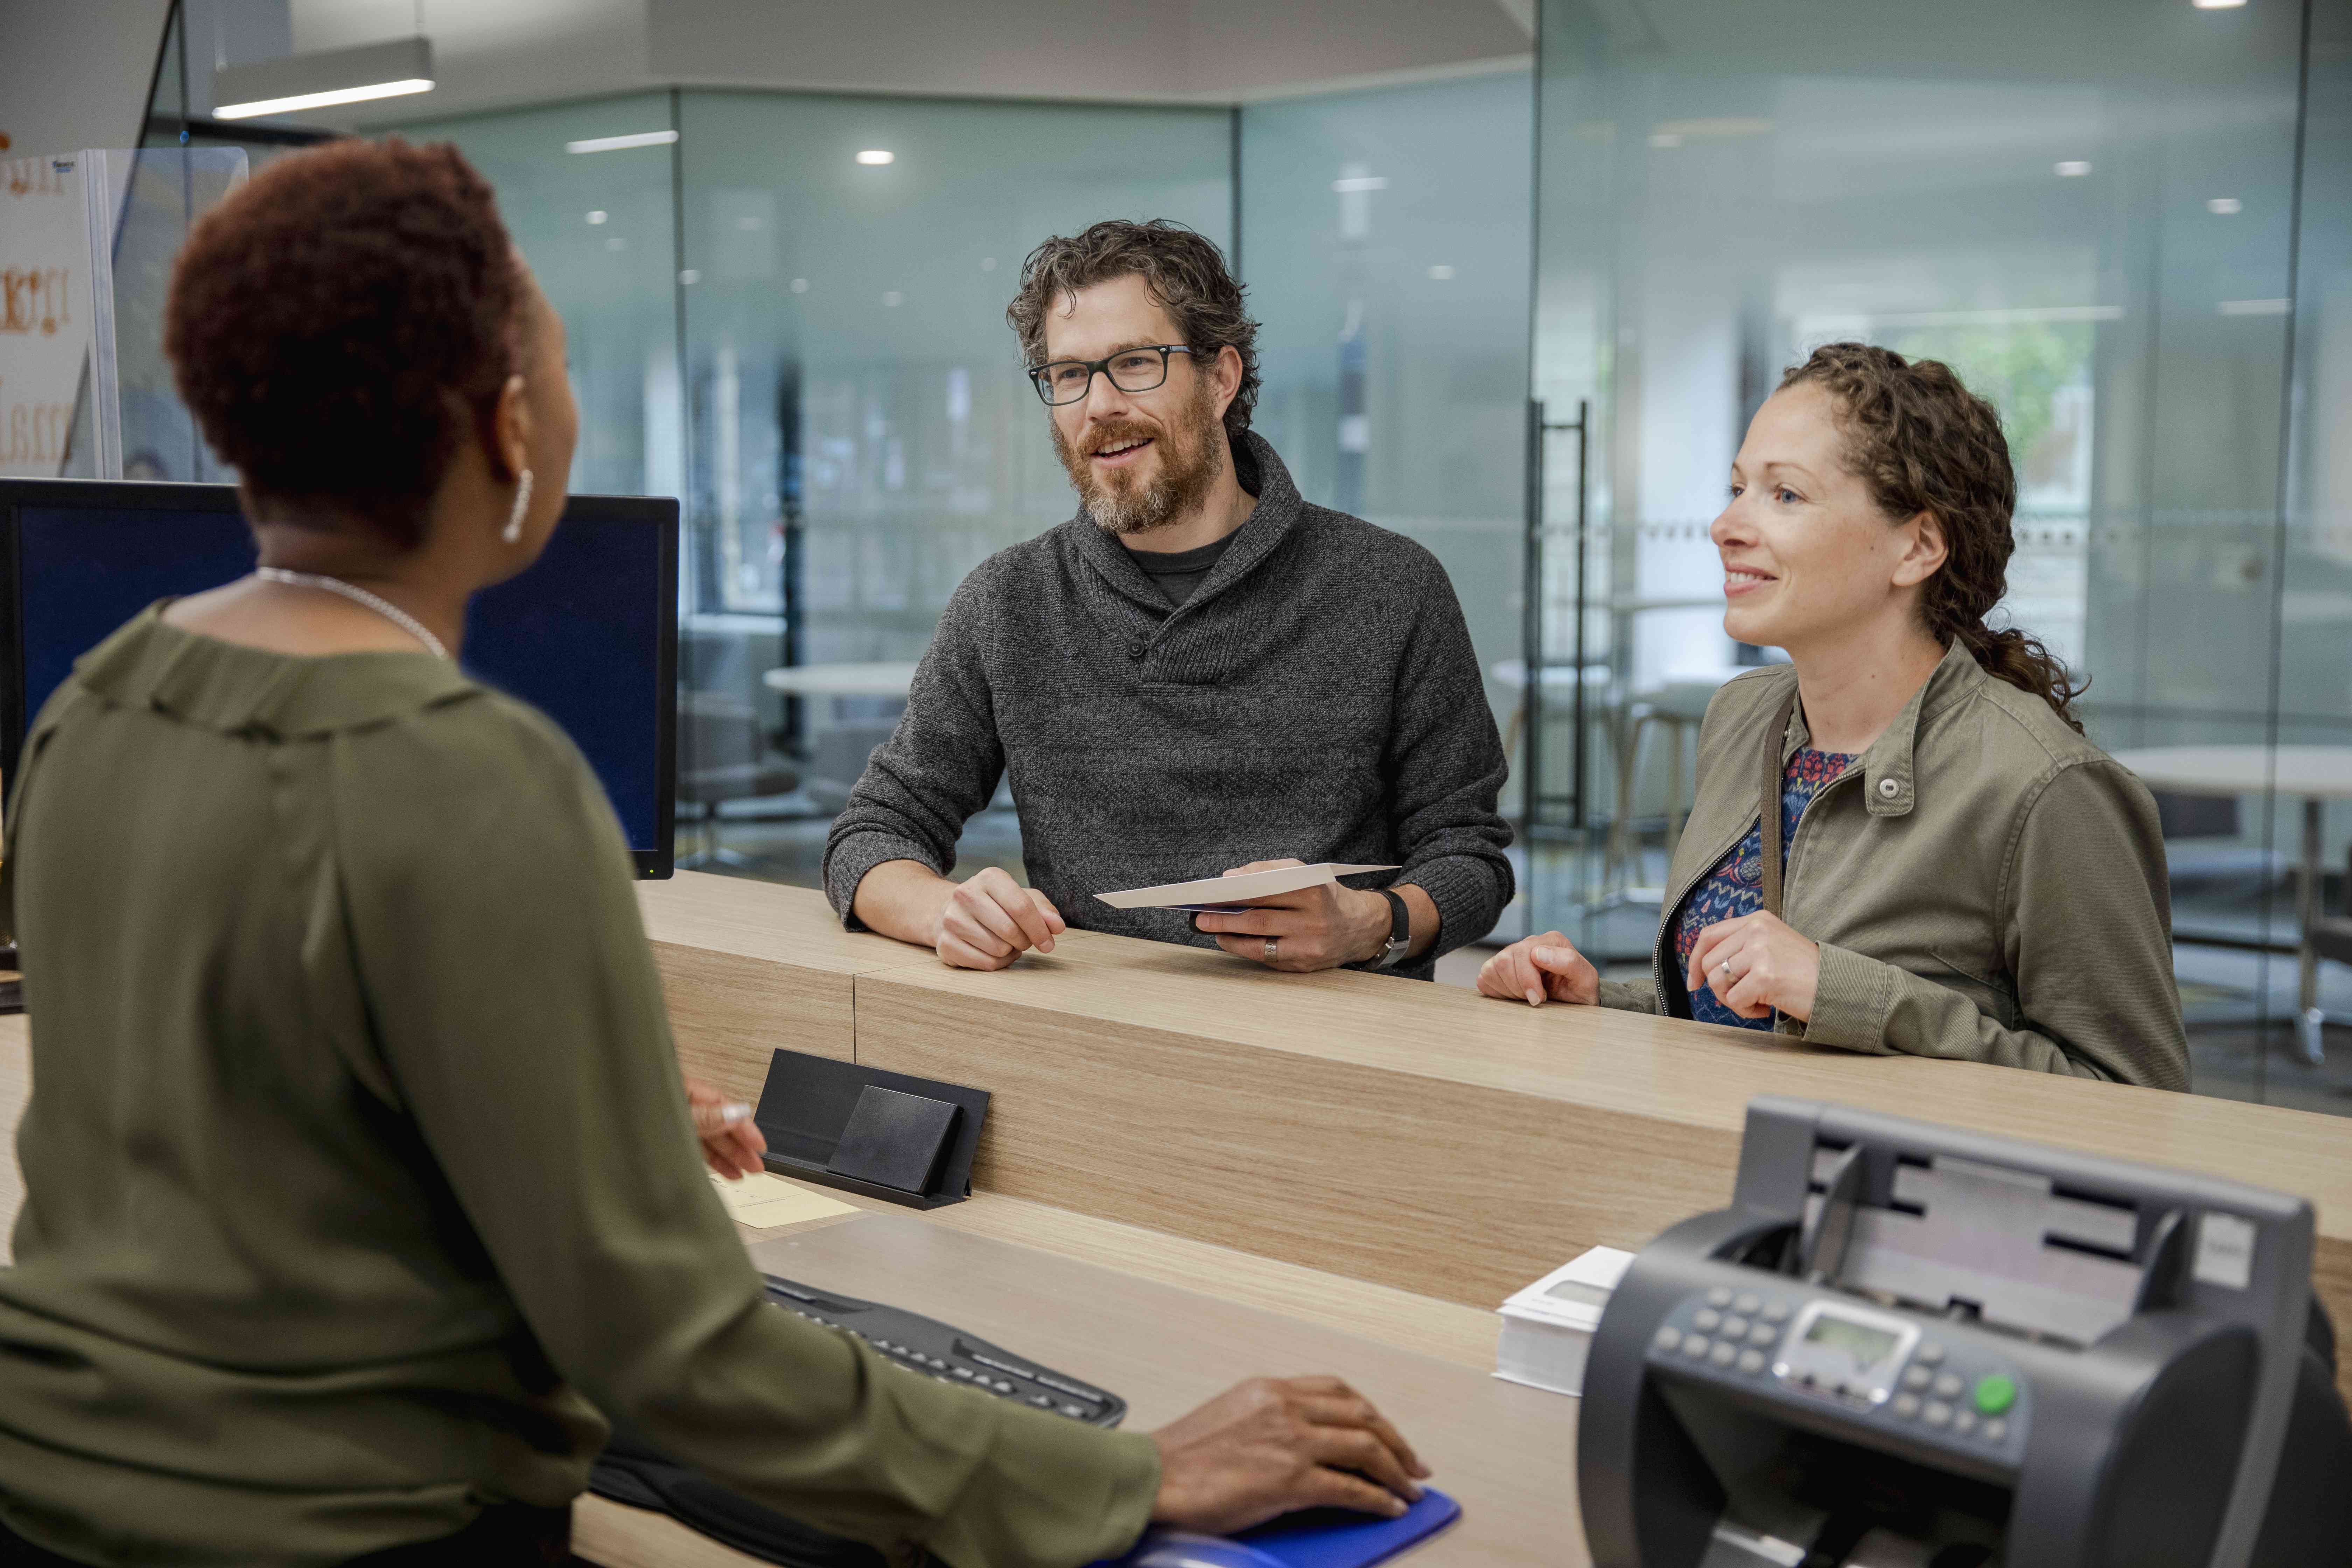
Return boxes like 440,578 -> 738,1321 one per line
762,1273 -> 1127,1428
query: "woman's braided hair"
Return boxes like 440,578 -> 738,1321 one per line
1780,342 -> 2088,734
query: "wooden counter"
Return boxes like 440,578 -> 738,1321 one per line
662,877 -> 2352,1408
635,872 -> 929,1104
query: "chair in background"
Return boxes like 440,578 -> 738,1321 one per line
678,692 -> 801,870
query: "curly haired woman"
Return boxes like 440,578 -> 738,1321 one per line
1480,344 -> 2190,1090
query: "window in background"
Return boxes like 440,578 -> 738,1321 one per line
1241,70 -> 1533,771
1535,0 -> 2348,1112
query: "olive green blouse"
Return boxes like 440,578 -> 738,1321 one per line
0,608 -> 1157,1567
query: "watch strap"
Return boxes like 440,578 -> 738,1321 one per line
1376,887 -> 1411,968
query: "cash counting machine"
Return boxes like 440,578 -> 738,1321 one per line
1578,1098 -> 2352,1568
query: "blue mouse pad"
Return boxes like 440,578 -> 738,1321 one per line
1106,1489 -> 1461,1568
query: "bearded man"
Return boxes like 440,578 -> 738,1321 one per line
822,219 -> 1512,978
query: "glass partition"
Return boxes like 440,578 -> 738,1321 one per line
1534,0 -> 2348,1109
1240,70 -> 1535,897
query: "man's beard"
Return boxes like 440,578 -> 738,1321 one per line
1051,380 -> 1225,536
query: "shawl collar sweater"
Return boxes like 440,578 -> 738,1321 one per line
822,433 -> 1514,977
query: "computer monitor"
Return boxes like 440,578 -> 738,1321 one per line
0,479 -> 677,877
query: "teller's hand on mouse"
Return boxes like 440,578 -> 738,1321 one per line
1149,1375 -> 1429,1533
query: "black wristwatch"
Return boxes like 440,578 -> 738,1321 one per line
1371,887 -> 1411,969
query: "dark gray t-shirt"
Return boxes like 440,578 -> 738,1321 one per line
1124,531 -> 1238,608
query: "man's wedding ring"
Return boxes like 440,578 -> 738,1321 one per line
1265,937 -> 1280,962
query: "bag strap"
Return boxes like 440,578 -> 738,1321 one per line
1758,688 -> 1801,920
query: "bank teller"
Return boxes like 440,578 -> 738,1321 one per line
0,138 -> 1425,1566
1480,344 -> 2190,1090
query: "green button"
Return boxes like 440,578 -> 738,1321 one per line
1973,1374 -> 2017,1416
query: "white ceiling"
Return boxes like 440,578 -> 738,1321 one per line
287,0 -> 1535,128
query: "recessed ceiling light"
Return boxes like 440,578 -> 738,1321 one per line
2055,160 -> 2093,177
1428,265 -> 1457,280
567,130 -> 677,154
679,269 -> 701,285
586,210 -> 608,225
2207,196 -> 2243,214
857,149 -> 895,166
2192,0 -> 2247,9
790,278 -> 810,293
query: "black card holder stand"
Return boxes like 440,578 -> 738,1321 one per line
751,1048 -> 989,1210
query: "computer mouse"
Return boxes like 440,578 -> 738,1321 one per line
1120,1531 -> 1286,1568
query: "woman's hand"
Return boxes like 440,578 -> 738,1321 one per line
1685,911 -> 1820,1023
1476,931 -> 1598,1007
1150,1376 -> 1429,1533
685,1076 -> 766,1180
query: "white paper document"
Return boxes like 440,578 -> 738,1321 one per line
1095,862 -> 1400,911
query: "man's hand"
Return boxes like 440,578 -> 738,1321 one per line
1150,1376 -> 1429,1533
685,1076 -> 766,1180
932,866 -> 1067,971
1191,859 -> 1388,973
1685,910 -> 1819,1022
1475,931 -> 1599,1007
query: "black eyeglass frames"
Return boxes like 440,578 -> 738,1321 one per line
1027,345 -> 1195,406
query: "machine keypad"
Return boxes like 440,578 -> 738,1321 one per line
1658,1287 -> 2023,1455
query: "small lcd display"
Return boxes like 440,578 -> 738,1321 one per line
1804,1312 -> 1900,1372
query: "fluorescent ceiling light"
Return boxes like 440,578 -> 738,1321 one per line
214,36 -> 433,120
1870,305 -> 2122,328
2193,0 -> 2247,8
1332,175 -> 1387,192
2207,197 -> 2243,214
567,130 -> 678,153
857,149 -> 895,165
2219,298 -> 2289,316
2055,160 -> 2093,177
1428,265 -> 1456,280
586,210 -> 608,224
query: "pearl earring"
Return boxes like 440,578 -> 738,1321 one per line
502,469 -> 534,545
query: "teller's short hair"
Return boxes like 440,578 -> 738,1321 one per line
164,137 -> 523,548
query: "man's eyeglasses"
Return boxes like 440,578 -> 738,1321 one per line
1027,345 -> 1195,406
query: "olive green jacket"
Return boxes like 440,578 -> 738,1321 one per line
1598,644 -> 2191,1090
0,609 -> 1157,1567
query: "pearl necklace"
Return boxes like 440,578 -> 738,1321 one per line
253,568 -> 451,661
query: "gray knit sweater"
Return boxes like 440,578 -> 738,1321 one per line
821,433 -> 1514,979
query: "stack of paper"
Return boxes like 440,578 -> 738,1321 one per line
1095,863 -> 1399,912
708,1171 -> 859,1230
1494,1246 -> 1636,1396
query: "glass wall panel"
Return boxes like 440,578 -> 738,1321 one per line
1534,0 -> 2347,1108
674,90 -> 1231,881
394,93 -> 686,504
1240,70 -> 1535,910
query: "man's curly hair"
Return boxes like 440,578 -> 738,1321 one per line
1006,219 -> 1259,443
165,137 -> 523,547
